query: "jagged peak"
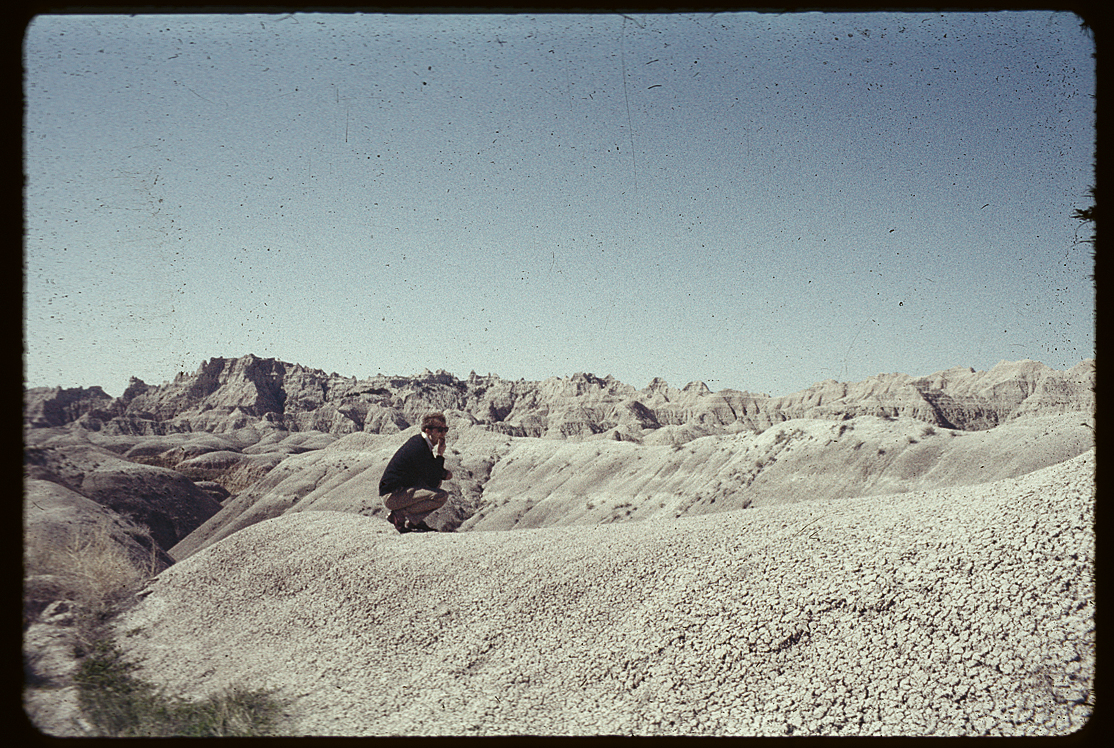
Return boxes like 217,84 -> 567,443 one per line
122,377 -> 150,401
22,355 -> 1095,435
413,369 -> 458,385
200,355 -> 233,369
988,359 -> 1049,375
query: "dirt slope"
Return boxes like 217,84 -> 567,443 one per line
170,413 -> 1093,556
115,450 -> 1095,736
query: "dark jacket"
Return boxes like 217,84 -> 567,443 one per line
379,434 -> 446,496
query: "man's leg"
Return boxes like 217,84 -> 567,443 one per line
385,487 -> 448,524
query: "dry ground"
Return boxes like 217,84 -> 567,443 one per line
113,449 -> 1094,736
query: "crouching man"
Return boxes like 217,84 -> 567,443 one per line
379,412 -> 453,533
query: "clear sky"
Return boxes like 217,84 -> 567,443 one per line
23,11 -> 1095,398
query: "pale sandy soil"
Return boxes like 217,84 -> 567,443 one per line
112,449 -> 1094,737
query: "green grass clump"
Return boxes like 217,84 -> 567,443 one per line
25,518 -> 287,736
24,519 -> 152,631
74,639 -> 285,737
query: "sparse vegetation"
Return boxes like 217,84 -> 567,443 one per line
612,501 -> 635,517
74,640 -> 285,737
24,519 -> 154,635
24,520 -> 286,737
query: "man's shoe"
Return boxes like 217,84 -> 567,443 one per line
387,510 -> 410,534
407,520 -> 436,533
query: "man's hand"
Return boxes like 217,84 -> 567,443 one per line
437,435 -> 451,479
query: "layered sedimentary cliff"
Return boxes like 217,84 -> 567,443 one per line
23,355 -> 1096,439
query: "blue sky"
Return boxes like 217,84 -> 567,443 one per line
23,11 -> 1095,398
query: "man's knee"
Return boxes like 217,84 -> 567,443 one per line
384,488 -> 411,511
385,487 -> 448,511
414,489 -> 449,512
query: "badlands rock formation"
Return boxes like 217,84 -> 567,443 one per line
22,356 -> 1095,736
23,479 -> 175,622
24,428 -> 223,552
22,355 -> 1094,556
113,450 -> 1095,736
24,355 -> 1095,438
169,412 -> 1094,559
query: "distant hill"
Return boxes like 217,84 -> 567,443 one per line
24,354 -> 1096,438
23,354 -> 1095,556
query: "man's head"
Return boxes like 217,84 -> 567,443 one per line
421,412 -> 448,435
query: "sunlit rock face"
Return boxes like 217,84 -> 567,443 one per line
22,355 -> 1095,439
21,356 -> 1095,553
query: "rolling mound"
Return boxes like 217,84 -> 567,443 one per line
115,450 -> 1095,736
169,412 -> 1093,558
23,356 -> 1094,562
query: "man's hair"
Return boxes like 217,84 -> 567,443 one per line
422,412 -> 447,431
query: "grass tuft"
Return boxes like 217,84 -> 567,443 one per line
25,517 -> 287,736
74,640 -> 285,737
24,519 -> 153,631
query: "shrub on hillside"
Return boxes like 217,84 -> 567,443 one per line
23,520 -> 154,632
74,640 -> 285,737
24,518 -> 287,736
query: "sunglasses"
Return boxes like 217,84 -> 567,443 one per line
429,426 -> 449,433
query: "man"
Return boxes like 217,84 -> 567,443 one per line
379,412 -> 454,533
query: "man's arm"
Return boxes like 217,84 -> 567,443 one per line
431,429 -> 452,481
